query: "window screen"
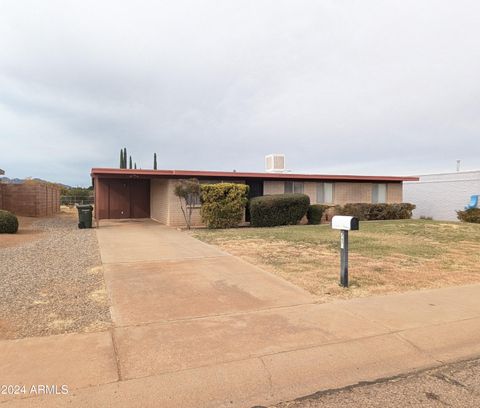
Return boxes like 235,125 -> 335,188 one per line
293,182 -> 304,194
316,183 -> 334,203
285,181 -> 304,194
372,183 -> 387,203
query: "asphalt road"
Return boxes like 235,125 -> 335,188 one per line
267,357 -> 480,407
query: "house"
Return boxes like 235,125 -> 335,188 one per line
404,170 -> 480,221
91,167 -> 417,227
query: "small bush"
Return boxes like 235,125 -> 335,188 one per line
200,183 -> 249,228
335,203 -> 415,221
457,208 -> 480,223
0,210 -> 19,233
307,204 -> 329,225
250,193 -> 310,227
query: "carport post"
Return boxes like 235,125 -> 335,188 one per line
340,230 -> 348,287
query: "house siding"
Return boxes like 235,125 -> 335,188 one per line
150,179 -> 169,224
333,182 -> 373,205
404,171 -> 480,221
262,180 -> 403,207
387,183 -> 403,203
167,179 -> 204,227
164,179 -> 247,227
304,182 -> 317,204
102,175 -> 407,227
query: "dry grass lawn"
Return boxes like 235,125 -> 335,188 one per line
193,220 -> 480,302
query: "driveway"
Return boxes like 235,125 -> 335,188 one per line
3,219 -> 480,407
96,219 -> 315,325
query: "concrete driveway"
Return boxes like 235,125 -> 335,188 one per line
3,219 -> 480,407
96,219 -> 315,326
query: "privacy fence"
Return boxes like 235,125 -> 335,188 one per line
0,182 -> 61,217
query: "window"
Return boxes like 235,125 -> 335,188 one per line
185,192 -> 201,207
284,181 -> 304,194
372,183 -> 387,203
317,182 -> 334,203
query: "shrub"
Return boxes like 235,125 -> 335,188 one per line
457,208 -> 480,223
307,204 -> 329,225
174,178 -> 201,229
335,203 -> 415,221
200,183 -> 249,228
250,193 -> 310,227
0,210 -> 19,233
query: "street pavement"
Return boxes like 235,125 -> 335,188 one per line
269,357 -> 480,407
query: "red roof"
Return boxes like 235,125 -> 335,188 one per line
91,168 -> 418,182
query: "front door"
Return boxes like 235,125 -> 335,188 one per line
108,181 -> 131,218
130,179 -> 150,218
246,179 -> 264,221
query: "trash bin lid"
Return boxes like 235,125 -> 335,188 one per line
76,204 -> 93,210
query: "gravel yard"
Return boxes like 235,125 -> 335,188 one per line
0,214 -> 111,339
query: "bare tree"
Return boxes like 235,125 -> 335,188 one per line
173,178 -> 201,229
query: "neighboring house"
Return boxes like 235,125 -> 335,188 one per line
91,168 -> 417,227
404,170 -> 480,221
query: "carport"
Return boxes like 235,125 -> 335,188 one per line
93,177 -> 150,220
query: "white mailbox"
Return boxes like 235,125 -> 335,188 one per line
331,215 -> 359,231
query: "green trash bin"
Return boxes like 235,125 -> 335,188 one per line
76,204 -> 93,229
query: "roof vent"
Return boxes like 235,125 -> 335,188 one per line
265,154 -> 287,173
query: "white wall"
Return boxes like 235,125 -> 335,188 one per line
404,171 -> 480,221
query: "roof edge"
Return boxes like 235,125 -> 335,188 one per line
90,168 -> 419,182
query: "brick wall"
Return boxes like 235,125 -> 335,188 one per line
387,183 -> 402,203
167,180 -> 203,227
150,179 -> 406,227
150,179 -> 169,224
0,183 -> 61,216
264,180 -> 403,206
163,179 -> 246,227
303,182 -> 317,203
334,182 -> 373,205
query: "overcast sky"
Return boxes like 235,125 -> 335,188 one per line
1,1 -> 479,186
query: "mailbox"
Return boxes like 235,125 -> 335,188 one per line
331,215 -> 360,288
331,216 -> 359,231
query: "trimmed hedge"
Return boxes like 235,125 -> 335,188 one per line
335,203 -> 415,221
0,210 -> 19,233
307,204 -> 329,225
200,183 -> 249,228
457,208 -> 480,223
250,193 -> 310,227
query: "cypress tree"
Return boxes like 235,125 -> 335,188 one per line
124,148 -> 127,168
154,153 -> 157,170
129,155 -> 133,169
120,149 -> 123,168
134,163 -> 137,169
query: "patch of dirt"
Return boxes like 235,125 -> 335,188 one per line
0,216 -> 44,248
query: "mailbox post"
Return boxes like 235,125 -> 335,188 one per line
331,216 -> 359,287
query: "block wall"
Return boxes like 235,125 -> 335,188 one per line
0,183 -> 61,216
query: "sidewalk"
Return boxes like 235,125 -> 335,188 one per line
2,220 -> 480,407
